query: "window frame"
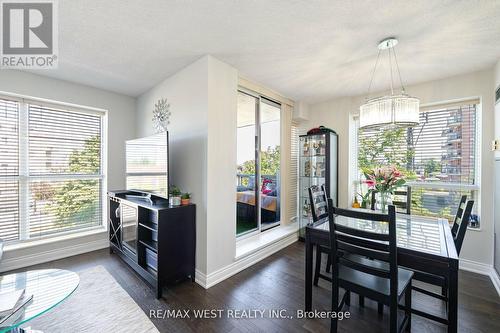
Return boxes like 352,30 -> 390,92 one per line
0,91 -> 108,245
350,98 -> 481,226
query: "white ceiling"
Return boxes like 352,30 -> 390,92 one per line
32,0 -> 500,103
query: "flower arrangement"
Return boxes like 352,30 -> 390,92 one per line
363,165 -> 406,194
362,165 -> 406,212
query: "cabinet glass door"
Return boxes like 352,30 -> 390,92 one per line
299,133 -> 327,237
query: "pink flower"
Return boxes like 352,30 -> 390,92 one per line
364,179 -> 376,188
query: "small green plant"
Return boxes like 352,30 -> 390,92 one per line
170,185 -> 182,197
181,192 -> 191,199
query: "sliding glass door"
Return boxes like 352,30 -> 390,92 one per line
236,90 -> 281,236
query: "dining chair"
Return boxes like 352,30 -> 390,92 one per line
308,185 -> 332,286
328,199 -> 413,333
393,187 -> 411,215
371,186 -> 411,215
409,197 -> 474,325
327,201 -> 413,333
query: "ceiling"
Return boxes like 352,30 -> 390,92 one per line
31,0 -> 500,103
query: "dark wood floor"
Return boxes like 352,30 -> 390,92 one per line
14,241 -> 500,332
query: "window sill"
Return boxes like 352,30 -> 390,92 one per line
235,222 -> 298,260
4,227 -> 107,253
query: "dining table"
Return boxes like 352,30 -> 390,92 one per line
305,212 -> 459,333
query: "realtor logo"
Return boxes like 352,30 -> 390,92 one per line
1,0 -> 58,68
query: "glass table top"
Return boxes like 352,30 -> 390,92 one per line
311,213 -> 448,257
0,269 -> 79,332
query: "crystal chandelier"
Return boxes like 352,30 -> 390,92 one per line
359,38 -> 420,129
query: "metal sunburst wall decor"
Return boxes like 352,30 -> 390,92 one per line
152,98 -> 171,133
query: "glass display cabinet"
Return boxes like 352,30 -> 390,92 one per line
298,129 -> 338,239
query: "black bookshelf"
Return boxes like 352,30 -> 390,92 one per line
108,190 -> 196,299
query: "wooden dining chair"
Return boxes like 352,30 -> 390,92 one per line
409,198 -> 474,325
451,195 -> 467,239
327,201 -> 413,333
393,187 -> 411,215
308,185 -> 332,286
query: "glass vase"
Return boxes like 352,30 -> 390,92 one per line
376,191 -> 393,213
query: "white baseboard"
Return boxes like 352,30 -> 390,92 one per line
460,258 -> 500,296
0,238 -> 109,273
195,232 -> 298,289
489,268 -> 500,296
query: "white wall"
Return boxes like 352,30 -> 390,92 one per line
0,70 -> 136,270
136,56 -> 210,273
136,55 -> 238,276
206,57 -> 238,274
301,69 -> 496,266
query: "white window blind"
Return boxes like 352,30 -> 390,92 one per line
0,98 -> 20,241
0,97 -> 105,243
356,102 -> 479,224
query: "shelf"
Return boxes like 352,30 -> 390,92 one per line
139,239 -> 158,252
300,176 -> 326,179
139,221 -> 157,231
300,155 -> 326,158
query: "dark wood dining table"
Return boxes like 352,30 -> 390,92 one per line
305,212 -> 459,333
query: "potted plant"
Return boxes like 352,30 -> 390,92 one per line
181,193 -> 191,205
169,185 -> 182,206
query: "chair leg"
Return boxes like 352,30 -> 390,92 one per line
405,281 -> 412,332
326,254 -> 332,273
389,299 -> 398,333
345,291 -> 351,306
331,279 -> 339,333
314,245 -> 322,286
378,302 -> 384,315
359,295 -> 365,307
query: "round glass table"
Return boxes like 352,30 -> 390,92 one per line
0,269 -> 79,333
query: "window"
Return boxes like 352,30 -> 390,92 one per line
354,101 -> 480,226
236,90 -> 281,236
0,95 -> 105,244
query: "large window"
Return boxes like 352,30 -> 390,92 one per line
355,101 -> 480,226
0,96 -> 105,243
236,90 -> 281,236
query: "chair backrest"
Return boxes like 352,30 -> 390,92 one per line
451,195 -> 467,236
371,187 -> 411,215
393,187 -> 411,215
327,200 -> 398,296
308,185 -> 328,222
453,200 -> 474,255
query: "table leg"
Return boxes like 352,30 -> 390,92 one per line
448,260 -> 458,333
305,232 -> 313,311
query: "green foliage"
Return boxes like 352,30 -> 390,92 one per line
239,146 -> 280,176
181,192 -> 191,199
53,136 -> 100,226
170,185 -> 182,196
358,127 -> 413,171
424,159 -> 441,177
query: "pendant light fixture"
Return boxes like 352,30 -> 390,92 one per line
359,37 -> 420,129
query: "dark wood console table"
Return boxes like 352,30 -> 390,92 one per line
108,190 -> 196,299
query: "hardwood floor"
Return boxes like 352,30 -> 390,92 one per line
12,241 -> 500,332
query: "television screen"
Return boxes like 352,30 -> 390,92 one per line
126,132 -> 168,198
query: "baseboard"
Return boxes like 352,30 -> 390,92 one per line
488,267 -> 500,296
0,238 -> 109,273
195,232 -> 298,289
459,258 -> 491,275
460,258 -> 500,296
